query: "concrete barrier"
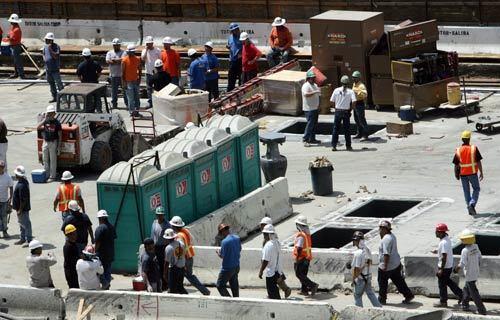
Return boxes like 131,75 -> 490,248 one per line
66,289 -> 336,320
338,306 -> 491,320
0,284 -> 64,319
188,177 -> 293,246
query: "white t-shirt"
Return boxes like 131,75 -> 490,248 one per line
459,244 -> 481,282
262,239 -> 280,278
76,259 -> 104,290
105,49 -> 126,77
141,47 -> 162,75
352,248 -> 370,279
437,236 -> 454,269
0,172 -> 13,202
378,233 -> 401,271
330,86 -> 356,110
301,82 -> 320,111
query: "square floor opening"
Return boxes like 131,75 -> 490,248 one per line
278,120 -> 385,136
453,234 -> 500,256
344,199 -> 421,218
311,227 -> 372,249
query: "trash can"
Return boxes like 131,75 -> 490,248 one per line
205,114 -> 261,196
97,161 -> 167,273
176,126 -> 240,207
309,157 -> 334,196
155,138 -> 218,219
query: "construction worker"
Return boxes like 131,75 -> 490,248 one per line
76,245 -> 103,290
302,70 -> 321,147
61,200 -> 94,247
351,231 -> 382,308
201,42 -> 220,101
94,210 -> 116,290
147,59 -> 171,92
39,105 -> 61,182
267,17 -> 293,67
351,71 -> 369,141
12,165 -> 32,247
0,117 -> 7,169
141,237 -> 161,292
432,223 -> 463,307
26,240 -> 56,288
106,38 -> 128,109
160,37 -> 180,85
53,170 -> 84,220
121,44 -> 142,117
226,22 -> 242,92
187,48 -> 206,90
259,224 -> 281,299
293,215 -> 318,295
6,14 -> 24,79
216,223 -> 241,297
43,32 -> 64,103
377,219 -> 414,305
240,32 -> 261,84
170,215 -> 210,295
453,130 -> 484,215
454,230 -> 487,315
63,224 -> 80,288
163,228 -> 188,294
77,48 -> 102,112
150,206 -> 170,291
141,36 -> 162,108
330,75 -> 356,151
0,160 -> 13,239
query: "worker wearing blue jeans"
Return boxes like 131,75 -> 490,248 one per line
330,75 -> 356,151
216,224 -> 241,297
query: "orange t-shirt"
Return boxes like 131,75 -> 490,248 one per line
160,49 -> 180,77
122,54 -> 141,82
268,26 -> 292,50
8,25 -> 22,46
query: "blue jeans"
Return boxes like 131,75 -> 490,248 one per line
331,109 -> 352,148
185,257 -> 210,295
46,70 -> 64,100
354,101 -> 368,137
216,266 -> 239,297
17,211 -> 32,242
461,174 -> 480,207
303,110 -> 319,142
354,275 -> 382,307
145,74 -> 153,108
100,260 -> 112,288
266,48 -> 290,67
126,81 -> 140,114
110,76 -> 127,108
11,45 -> 24,77
0,202 -> 8,232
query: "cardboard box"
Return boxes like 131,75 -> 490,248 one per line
261,70 -> 307,116
371,77 -> 394,106
386,121 -> 413,135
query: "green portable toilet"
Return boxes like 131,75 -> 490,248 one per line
129,149 -> 196,224
176,126 -> 239,207
155,138 -> 218,219
96,161 -> 167,273
206,115 -> 261,196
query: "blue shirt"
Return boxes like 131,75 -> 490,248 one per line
220,234 -> 241,271
200,53 -> 219,81
188,58 -> 206,90
228,35 -> 242,62
43,43 -> 60,72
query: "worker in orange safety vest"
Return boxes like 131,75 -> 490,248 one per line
170,216 -> 211,295
453,131 -> 484,215
292,215 -> 318,296
53,171 -> 85,220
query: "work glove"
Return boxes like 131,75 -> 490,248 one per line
147,284 -> 153,292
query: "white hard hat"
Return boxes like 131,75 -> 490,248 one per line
46,105 -> 56,113
162,37 -> 174,45
82,48 -> 92,56
272,17 -> 286,27
155,206 -> 165,215
61,170 -> 74,181
145,36 -> 154,44
8,13 -> 22,24
260,217 -> 273,225
239,32 -> 249,41
13,165 -> 26,178
163,228 -> 176,240
204,41 -> 214,48
68,200 -> 80,212
169,216 -> 185,227
97,210 -> 109,218
154,59 -> 163,68
187,48 -> 197,57
112,38 -> 121,45
44,32 -> 55,41
378,219 -> 392,229
262,224 -> 275,234
295,215 -> 308,226
126,44 -> 136,52
28,240 -> 43,250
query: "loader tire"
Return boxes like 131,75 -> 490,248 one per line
110,130 -> 132,162
90,141 -> 112,172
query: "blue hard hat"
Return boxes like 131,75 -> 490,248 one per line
229,23 -> 240,31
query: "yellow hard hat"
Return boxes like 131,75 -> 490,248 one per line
459,229 -> 476,245
64,224 -> 76,235
461,130 -> 471,139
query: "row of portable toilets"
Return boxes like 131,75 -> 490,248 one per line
96,114 -> 262,272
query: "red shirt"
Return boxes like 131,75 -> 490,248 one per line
242,42 -> 261,72
160,49 -> 180,78
8,25 -> 22,46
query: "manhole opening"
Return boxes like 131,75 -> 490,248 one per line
453,234 -> 500,256
312,227 -> 372,249
345,199 -> 421,218
278,120 -> 385,136
494,220 -> 500,225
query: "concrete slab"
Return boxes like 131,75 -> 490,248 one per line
0,284 -> 64,319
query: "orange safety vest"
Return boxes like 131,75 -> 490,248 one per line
57,183 -> 79,212
293,231 -> 312,261
177,228 -> 195,258
456,145 -> 477,176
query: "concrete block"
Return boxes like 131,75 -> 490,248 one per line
0,284 -> 64,319
338,306 -> 491,320
158,83 -> 181,97
66,289 -> 336,320
386,120 -> 413,135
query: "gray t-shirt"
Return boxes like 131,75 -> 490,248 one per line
106,49 -> 126,78
26,254 -> 57,288
165,240 -> 186,268
378,233 -> 401,271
